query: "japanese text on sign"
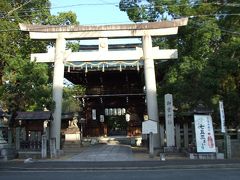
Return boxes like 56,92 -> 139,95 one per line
194,115 -> 216,153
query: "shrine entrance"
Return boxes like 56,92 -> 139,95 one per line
106,116 -> 127,136
20,18 -> 188,151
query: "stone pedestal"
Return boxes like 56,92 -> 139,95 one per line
0,144 -> 16,160
64,127 -> 80,142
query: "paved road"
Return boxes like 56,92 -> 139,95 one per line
1,168 -> 240,180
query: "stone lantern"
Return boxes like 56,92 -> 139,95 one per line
0,107 -> 8,145
0,107 -> 9,160
0,107 -> 16,160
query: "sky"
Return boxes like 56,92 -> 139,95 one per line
50,0 -> 140,44
50,0 -> 131,25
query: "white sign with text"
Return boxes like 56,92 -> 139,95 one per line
142,120 -> 158,134
194,115 -> 216,153
165,94 -> 175,147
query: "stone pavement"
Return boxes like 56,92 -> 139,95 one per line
67,144 -> 135,161
58,143 -> 183,161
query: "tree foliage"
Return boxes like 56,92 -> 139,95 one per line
120,0 -> 240,127
62,85 -> 86,113
0,0 -> 82,113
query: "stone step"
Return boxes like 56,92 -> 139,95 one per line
63,149 -> 82,154
160,152 -> 187,160
164,152 -> 187,157
64,141 -> 81,145
63,144 -> 81,148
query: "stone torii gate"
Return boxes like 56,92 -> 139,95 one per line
19,18 -> 188,152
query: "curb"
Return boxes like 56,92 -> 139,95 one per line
2,162 -> 240,171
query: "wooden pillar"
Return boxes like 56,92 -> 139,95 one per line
51,35 -> 66,151
175,123 -> 181,148
142,34 -> 160,148
183,123 -> 189,148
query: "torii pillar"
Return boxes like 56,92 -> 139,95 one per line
51,35 -> 65,151
143,34 -> 160,147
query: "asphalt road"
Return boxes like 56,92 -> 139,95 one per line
1,168 -> 240,180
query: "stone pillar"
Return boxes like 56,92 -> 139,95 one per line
15,127 -> 20,150
51,36 -> 66,151
165,94 -> 175,147
225,134 -> 231,159
41,135 -> 47,158
183,123 -> 189,148
149,132 -> 154,157
142,34 -> 160,148
8,129 -> 12,146
175,123 -> 181,148
191,122 -> 196,144
50,138 -> 57,158
159,123 -> 165,147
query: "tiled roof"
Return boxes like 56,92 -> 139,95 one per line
16,111 -> 52,120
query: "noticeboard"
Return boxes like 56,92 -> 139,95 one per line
142,120 -> 158,134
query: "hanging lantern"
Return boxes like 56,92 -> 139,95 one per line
137,61 -> 140,71
105,109 -> 109,116
144,114 -> 148,121
102,63 -> 105,72
100,115 -> 104,123
117,108 -> 122,116
85,63 -> 88,73
113,108 -> 117,116
92,109 -> 96,120
109,108 -> 113,116
121,108 -> 126,115
125,114 -> 130,122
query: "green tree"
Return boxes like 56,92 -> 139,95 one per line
119,0 -> 240,126
0,1 -> 83,113
62,85 -> 86,113
0,0 -> 52,112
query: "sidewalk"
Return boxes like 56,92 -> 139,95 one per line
1,143 -> 240,171
1,159 -> 240,171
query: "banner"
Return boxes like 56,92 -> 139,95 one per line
194,115 -> 216,153
219,101 -> 226,133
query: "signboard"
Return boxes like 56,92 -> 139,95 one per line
142,120 -> 158,134
194,115 -> 216,153
164,94 -> 175,147
219,101 -> 226,133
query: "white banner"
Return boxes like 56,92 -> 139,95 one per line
194,115 -> 216,153
219,101 -> 226,133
